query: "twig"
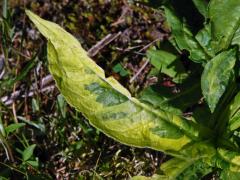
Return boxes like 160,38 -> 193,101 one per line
40,74 -> 53,87
0,55 -> 5,79
0,69 -> 5,80
115,47 -> 145,56
128,38 -> 162,84
94,151 -> 102,171
88,32 -> 122,57
137,37 -> 162,53
12,59 -> 19,123
56,166 -> 66,172
11,48 -> 31,60
2,85 -> 55,106
1,75 -> 54,106
111,3 -> 131,27
12,100 -> 18,123
130,59 -> 150,83
1,75 -> 53,106
31,74 -> 53,89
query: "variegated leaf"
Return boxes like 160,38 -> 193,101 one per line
215,148 -> 240,174
225,92 -> 240,131
26,10 -> 201,154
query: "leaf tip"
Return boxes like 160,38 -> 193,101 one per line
209,105 -> 215,113
25,9 -> 33,18
25,10 -> 40,26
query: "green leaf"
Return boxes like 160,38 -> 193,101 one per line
201,48 -> 237,112
31,98 -> 40,113
209,0 -> 240,53
220,169 -> 240,180
232,28 -> 240,47
216,148 -> 240,171
26,10 -> 201,153
147,49 -> 178,72
113,63 -> 128,77
229,113 -> 240,132
226,92 -> 240,131
22,144 -> 36,161
176,160 -> 212,180
160,158 -> 194,179
160,143 -> 215,179
147,49 -> 187,83
57,94 -> 67,118
27,160 -> 39,167
5,123 -> 25,135
164,7 -> 209,63
18,116 -> 46,133
195,24 -> 215,57
133,158 -> 213,180
192,0 -> 208,18
139,80 -> 201,115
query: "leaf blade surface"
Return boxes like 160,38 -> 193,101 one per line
164,7 -> 209,63
26,10 -> 200,153
201,48 -> 237,112
209,0 -> 240,52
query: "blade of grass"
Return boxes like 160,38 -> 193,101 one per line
3,0 -> 8,19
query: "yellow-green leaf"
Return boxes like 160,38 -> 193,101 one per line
26,10 -> 201,154
160,158 -> 194,178
216,148 -> 240,173
226,92 -> 240,131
